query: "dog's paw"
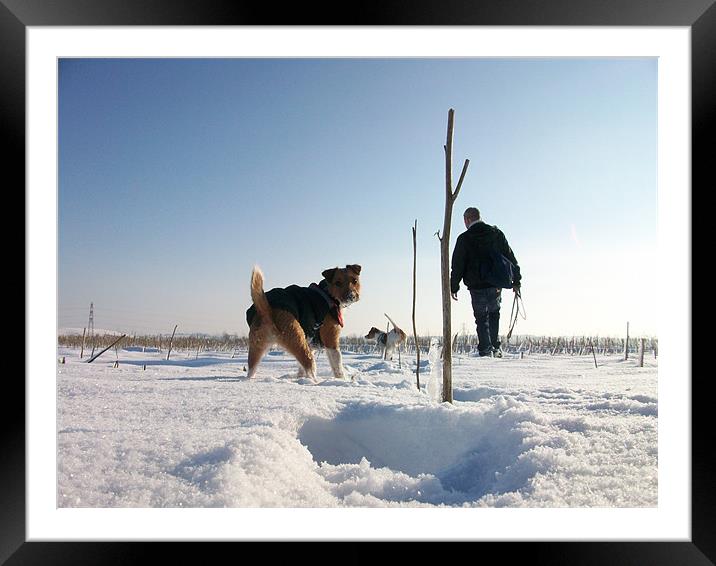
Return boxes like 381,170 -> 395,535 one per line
342,366 -> 361,382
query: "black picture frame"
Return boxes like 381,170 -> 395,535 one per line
7,0 -> 710,563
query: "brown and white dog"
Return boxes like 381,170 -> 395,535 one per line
246,264 -> 361,381
365,313 -> 407,361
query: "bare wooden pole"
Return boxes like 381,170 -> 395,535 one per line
589,338 -> 598,368
624,321 -> 630,360
80,327 -> 86,359
412,219 -> 421,391
86,334 -> 126,363
436,108 -> 470,404
639,338 -> 645,367
166,324 -> 178,361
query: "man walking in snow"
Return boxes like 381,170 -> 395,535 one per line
450,207 -> 522,357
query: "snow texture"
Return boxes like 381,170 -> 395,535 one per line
57,346 -> 657,508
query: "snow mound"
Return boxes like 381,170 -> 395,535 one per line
169,427 -> 338,507
299,398 -> 538,504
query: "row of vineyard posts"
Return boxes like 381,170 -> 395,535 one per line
58,332 -> 657,360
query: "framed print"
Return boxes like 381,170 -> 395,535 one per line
8,0 -> 712,563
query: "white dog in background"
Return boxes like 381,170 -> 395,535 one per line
365,313 -> 407,360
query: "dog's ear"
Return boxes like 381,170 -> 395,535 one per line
346,264 -> 362,275
322,267 -> 338,282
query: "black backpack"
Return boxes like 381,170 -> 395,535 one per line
479,247 -> 516,289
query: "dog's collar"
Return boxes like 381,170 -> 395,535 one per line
309,281 -> 343,327
310,281 -> 334,306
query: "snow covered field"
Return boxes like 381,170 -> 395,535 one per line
56,344 -> 657,508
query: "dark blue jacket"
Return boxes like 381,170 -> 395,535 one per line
450,222 -> 521,293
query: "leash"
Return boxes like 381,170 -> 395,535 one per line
506,288 -> 526,340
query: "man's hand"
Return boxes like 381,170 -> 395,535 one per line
451,292 -> 458,301
512,285 -> 521,296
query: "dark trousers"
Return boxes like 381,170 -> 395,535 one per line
469,287 -> 502,355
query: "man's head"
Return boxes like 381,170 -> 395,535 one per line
463,207 -> 480,227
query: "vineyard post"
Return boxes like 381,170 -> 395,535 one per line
436,108 -> 469,405
589,338 -> 598,368
639,338 -> 645,367
166,324 -> 178,361
86,334 -> 126,364
80,327 -> 86,359
624,321 -> 629,360
412,219 -> 421,391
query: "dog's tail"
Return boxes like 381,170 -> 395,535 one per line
251,266 -> 275,327
384,313 -> 407,343
384,313 -> 402,332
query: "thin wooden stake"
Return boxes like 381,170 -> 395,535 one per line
639,338 -> 645,367
412,219 -> 421,391
86,334 -> 126,363
589,339 -> 598,368
80,327 -> 86,359
166,325 -> 178,361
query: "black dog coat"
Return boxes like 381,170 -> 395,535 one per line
246,280 -> 339,345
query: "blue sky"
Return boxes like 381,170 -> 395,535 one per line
58,58 -> 657,338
